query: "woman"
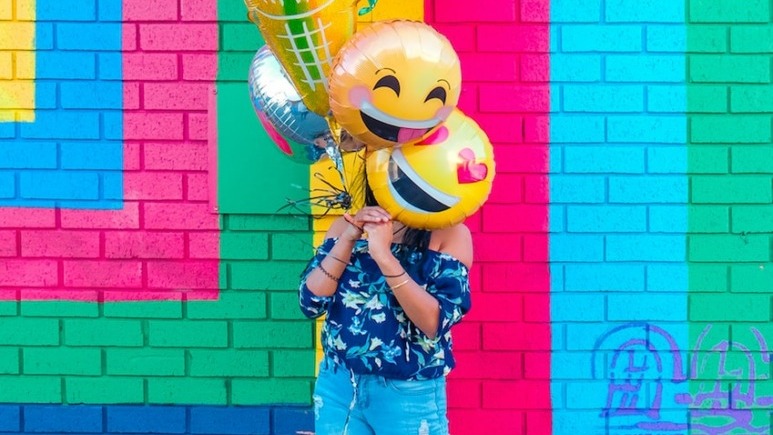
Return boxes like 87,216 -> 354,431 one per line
298,184 -> 472,435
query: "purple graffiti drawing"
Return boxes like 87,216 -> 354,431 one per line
689,325 -> 771,435
592,322 -> 688,432
593,324 -> 772,435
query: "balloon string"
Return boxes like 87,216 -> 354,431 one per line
358,0 -> 378,16
324,138 -> 348,197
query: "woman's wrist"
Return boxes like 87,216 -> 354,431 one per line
341,228 -> 362,242
341,216 -> 364,241
336,233 -> 360,245
374,255 -> 402,276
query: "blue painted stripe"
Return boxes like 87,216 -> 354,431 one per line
0,1 -> 123,210
550,1 -> 689,433
0,404 -> 312,434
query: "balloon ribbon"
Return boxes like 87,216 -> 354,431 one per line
358,0 -> 379,16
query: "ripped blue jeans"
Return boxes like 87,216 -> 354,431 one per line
313,357 -> 449,435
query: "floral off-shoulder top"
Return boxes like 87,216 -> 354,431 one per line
298,238 -> 471,381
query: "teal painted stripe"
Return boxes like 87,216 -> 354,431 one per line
550,0 -> 689,432
687,1 -> 773,433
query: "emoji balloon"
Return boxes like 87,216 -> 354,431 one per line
366,109 -> 495,230
329,20 -> 462,151
244,0 -> 357,116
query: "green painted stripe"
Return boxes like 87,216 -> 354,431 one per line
217,1 -> 311,214
216,0 -> 316,406
687,1 -> 773,433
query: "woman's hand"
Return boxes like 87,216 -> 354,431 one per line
341,206 -> 391,242
363,220 -> 394,262
340,213 -> 364,242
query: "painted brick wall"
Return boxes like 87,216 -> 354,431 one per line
1,0 -> 771,434
0,0 -> 317,433
550,0 -> 691,430
551,1 -> 773,434
0,0 -> 125,209
0,0 -> 220,300
685,1 -> 773,433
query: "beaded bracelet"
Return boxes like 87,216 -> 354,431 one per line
383,270 -> 406,278
390,278 -> 411,290
317,263 -> 340,283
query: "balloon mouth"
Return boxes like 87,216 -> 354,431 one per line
361,112 -> 433,143
354,99 -> 442,144
385,149 -> 459,213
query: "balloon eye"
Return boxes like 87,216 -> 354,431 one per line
424,86 -> 447,104
374,75 -> 401,96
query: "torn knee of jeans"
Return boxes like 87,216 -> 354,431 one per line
418,419 -> 429,435
313,394 -> 324,420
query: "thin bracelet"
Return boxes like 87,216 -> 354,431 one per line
326,253 -> 350,266
343,216 -> 364,233
383,270 -> 406,278
390,278 -> 411,290
317,263 -> 340,282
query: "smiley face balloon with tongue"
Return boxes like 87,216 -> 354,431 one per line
328,20 -> 462,151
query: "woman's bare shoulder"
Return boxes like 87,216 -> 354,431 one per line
431,223 -> 473,268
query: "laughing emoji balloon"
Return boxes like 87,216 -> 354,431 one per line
366,109 -> 495,230
329,20 -> 462,151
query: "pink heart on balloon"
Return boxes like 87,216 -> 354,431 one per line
416,126 -> 449,146
457,148 -> 488,184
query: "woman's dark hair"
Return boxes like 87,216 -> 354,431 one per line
363,170 -> 431,256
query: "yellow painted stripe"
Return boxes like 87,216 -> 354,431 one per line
0,0 -> 11,20
0,0 -> 35,122
311,0 -> 425,369
356,0 -> 424,26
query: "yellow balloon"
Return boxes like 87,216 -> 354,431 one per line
329,20 -> 462,151
366,109 -> 495,230
244,0 -> 357,116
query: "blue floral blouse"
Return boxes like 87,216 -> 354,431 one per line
298,238 -> 471,381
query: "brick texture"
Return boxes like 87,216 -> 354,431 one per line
1,0 -> 769,433
0,0 -> 220,301
549,0 -> 773,434
550,0 -> 692,433
685,8 -> 773,433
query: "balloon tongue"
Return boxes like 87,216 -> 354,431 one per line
397,127 -> 427,144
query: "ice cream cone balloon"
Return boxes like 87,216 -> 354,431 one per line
244,0 -> 357,116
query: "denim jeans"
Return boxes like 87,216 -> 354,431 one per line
313,357 -> 449,435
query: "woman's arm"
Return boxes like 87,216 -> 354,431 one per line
302,218 -> 359,297
304,207 -> 392,297
367,222 -> 473,339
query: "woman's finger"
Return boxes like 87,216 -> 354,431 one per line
367,206 -> 390,218
358,207 -> 390,222
343,213 -> 364,231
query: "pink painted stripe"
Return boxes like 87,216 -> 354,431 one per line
208,85 -> 218,212
427,0 -> 551,432
0,1 -> 220,301
107,0 -> 220,301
